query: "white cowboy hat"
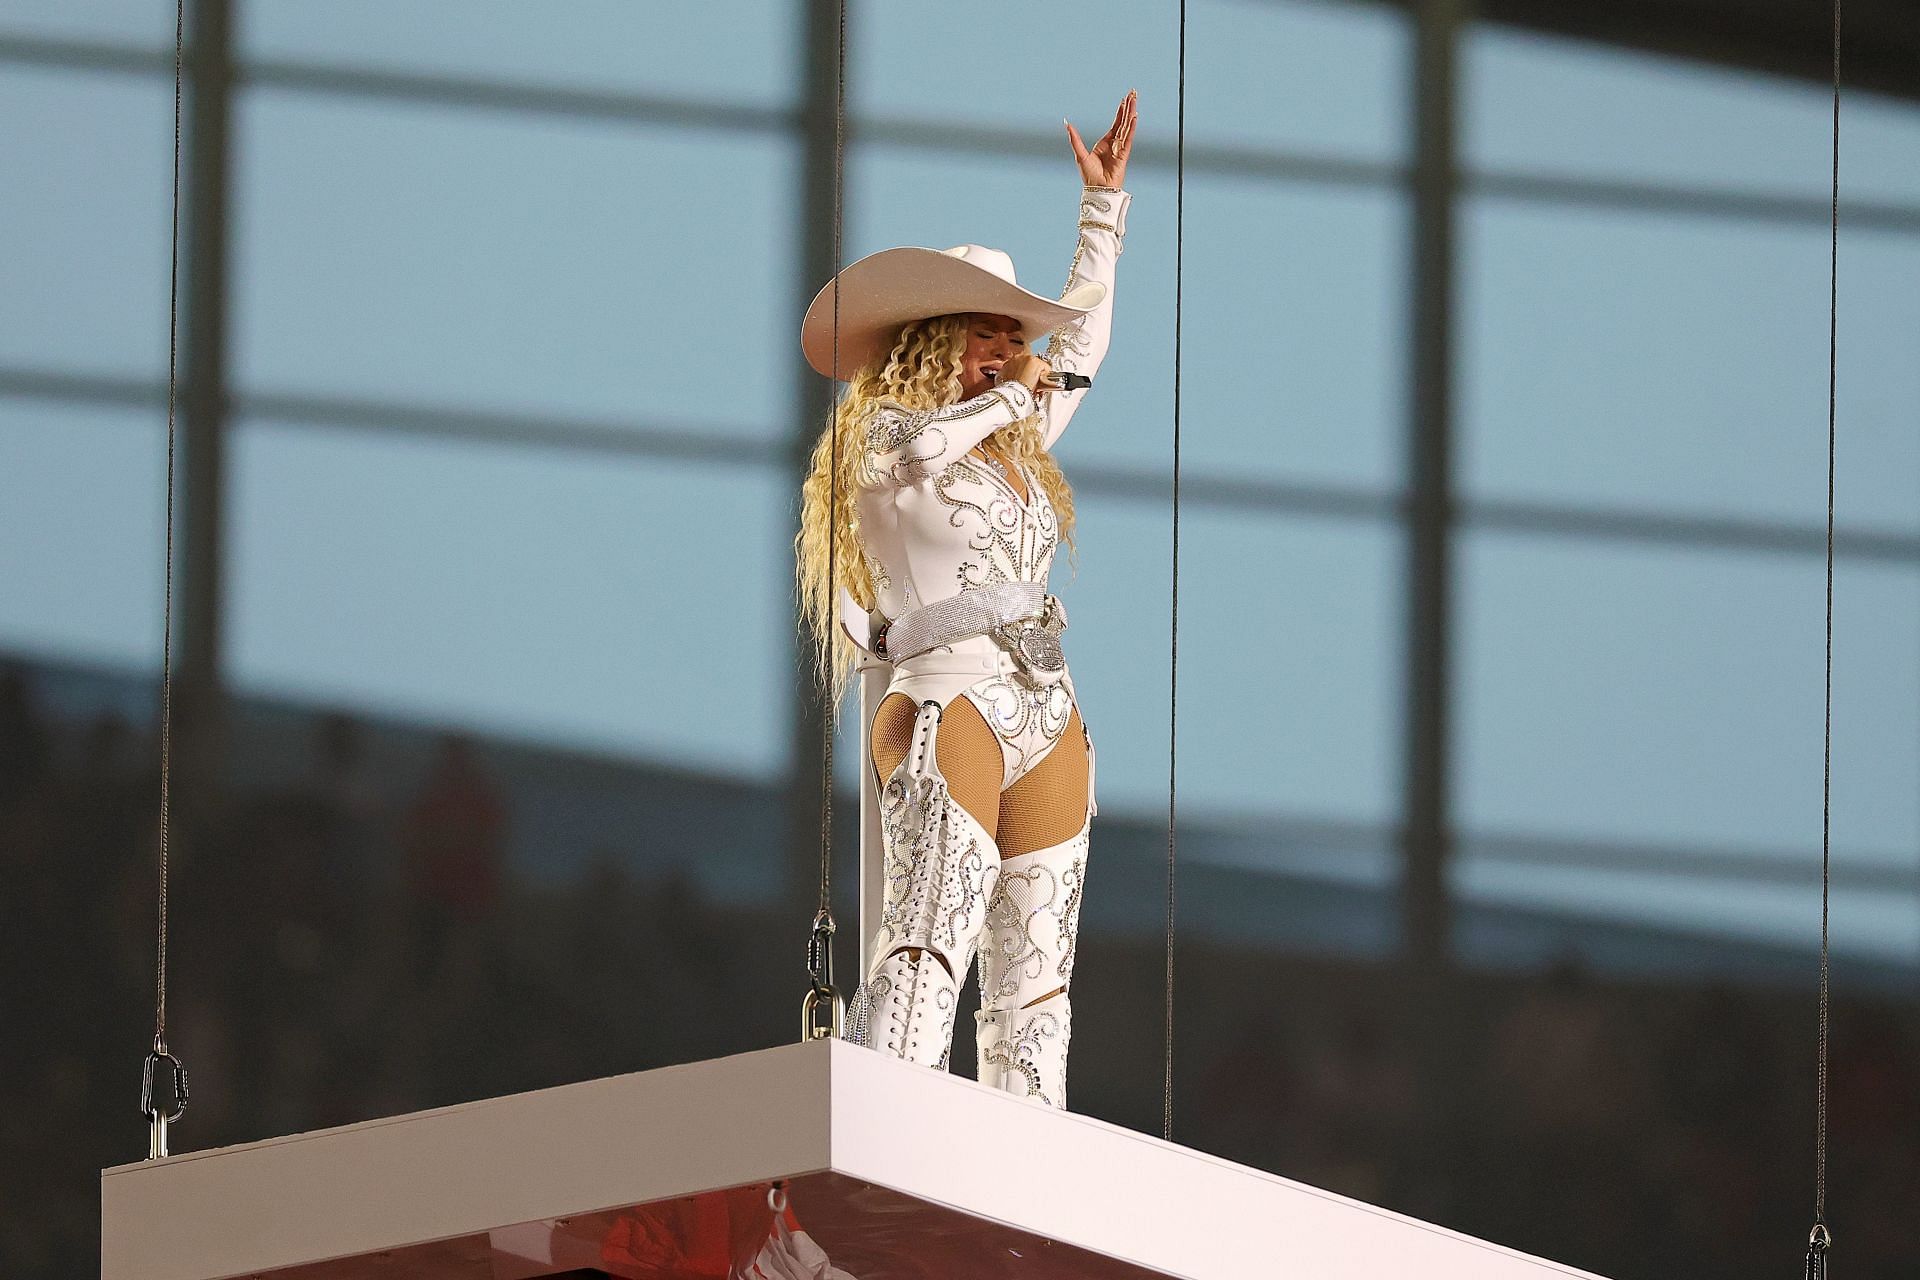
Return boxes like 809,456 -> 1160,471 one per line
800,243 -> 1105,380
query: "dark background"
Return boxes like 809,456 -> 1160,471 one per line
4,2 -> 1918,1277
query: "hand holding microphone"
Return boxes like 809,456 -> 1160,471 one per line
991,352 -> 1092,395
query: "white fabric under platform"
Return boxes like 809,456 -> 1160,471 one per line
102,1039 -> 1610,1280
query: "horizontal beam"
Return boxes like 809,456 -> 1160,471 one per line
5,37 -> 1916,230
1472,170 -> 1920,234
1183,811 -> 1917,895
1461,828 -> 1920,895
1467,0 -> 1920,105
7,373 -> 1916,563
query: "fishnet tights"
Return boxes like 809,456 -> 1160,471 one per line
870,693 -> 1003,834
869,691 -> 1090,997
869,692 -> 1090,853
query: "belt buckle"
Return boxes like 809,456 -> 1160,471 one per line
996,597 -> 1067,689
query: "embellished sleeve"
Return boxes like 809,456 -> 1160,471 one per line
862,381 -> 1039,487
1041,185 -> 1131,449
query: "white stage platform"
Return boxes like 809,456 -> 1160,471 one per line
103,1038 -> 1608,1279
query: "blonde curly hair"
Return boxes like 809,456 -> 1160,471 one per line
795,313 -> 1076,706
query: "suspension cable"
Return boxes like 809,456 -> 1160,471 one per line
142,0 -> 191,1161
1164,0 -> 1187,1146
1806,0 -> 1841,1274
802,0 -> 849,1043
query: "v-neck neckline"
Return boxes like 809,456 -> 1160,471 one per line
972,445 -> 1031,506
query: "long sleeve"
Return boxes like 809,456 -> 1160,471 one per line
1042,185 -> 1131,449
862,380 -> 1039,487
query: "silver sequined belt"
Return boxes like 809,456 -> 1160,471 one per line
877,582 -> 1069,685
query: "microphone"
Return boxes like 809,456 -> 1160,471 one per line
989,369 -> 1091,391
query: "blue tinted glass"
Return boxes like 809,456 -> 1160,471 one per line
1467,26 -> 1920,205
1182,173 -> 1406,490
1845,93 -> 1920,206
232,89 -> 798,438
1059,499 -> 1401,827
1460,199 -> 1920,532
0,66 -> 178,379
1455,862 -> 1918,967
225,422 -> 792,778
0,0 -> 176,46
1186,0 -> 1409,161
240,0 -> 800,108
1177,509 -> 1402,825
1456,533 -> 1920,864
854,0 -> 1407,163
0,400 -> 165,669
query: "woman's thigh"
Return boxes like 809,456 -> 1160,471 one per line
994,705 -> 1090,856
869,690 -> 1003,835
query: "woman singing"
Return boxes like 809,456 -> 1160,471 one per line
796,91 -> 1137,1108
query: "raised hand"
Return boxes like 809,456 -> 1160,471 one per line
1065,90 -> 1137,190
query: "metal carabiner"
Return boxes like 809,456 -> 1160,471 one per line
801,911 -> 842,1041
141,1035 -> 189,1158
1804,1221 -> 1832,1280
141,1037 -> 189,1123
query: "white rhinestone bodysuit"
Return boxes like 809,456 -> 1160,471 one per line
852,186 -> 1129,791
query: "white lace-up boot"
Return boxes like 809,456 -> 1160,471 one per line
974,821 -> 1089,1108
844,701 -> 998,1070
